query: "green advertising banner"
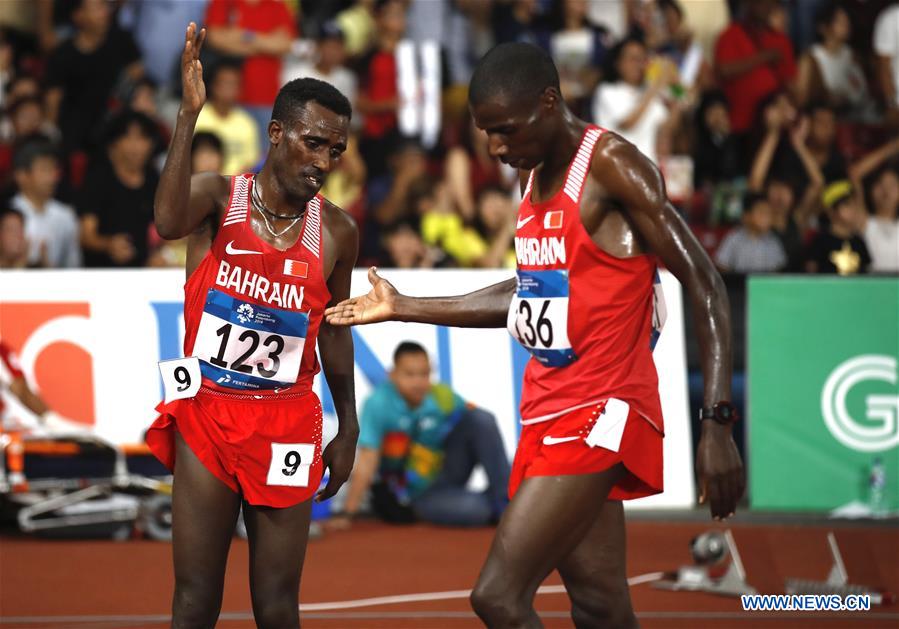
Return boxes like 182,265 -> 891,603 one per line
748,277 -> 899,512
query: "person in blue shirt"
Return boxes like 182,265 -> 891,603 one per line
334,341 -> 510,526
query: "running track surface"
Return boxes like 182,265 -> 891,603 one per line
1,521 -> 897,628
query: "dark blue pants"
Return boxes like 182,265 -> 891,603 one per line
411,408 -> 511,526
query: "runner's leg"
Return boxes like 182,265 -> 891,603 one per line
557,500 -> 637,628
171,432 -> 242,628
244,499 -> 313,628
469,464 -> 625,628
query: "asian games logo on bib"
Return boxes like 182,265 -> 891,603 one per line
237,303 -> 255,324
234,302 -> 278,327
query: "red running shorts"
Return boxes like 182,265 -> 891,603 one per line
146,387 -> 324,508
509,399 -> 663,501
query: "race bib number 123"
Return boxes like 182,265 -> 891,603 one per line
193,289 -> 309,390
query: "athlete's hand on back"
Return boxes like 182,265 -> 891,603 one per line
696,424 -> 745,521
324,267 -> 399,326
181,22 -> 207,115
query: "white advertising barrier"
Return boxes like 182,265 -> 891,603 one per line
0,268 -> 693,508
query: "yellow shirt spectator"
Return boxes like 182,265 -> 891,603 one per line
195,105 -> 261,176
422,212 -> 515,269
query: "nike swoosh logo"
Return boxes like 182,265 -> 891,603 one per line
225,240 -> 262,256
542,435 -> 581,446
517,215 -> 535,229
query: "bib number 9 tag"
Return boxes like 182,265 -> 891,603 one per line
267,443 -> 315,487
159,357 -> 201,404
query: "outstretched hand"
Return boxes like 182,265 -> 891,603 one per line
324,267 -> 400,326
696,424 -> 745,520
181,22 -> 207,114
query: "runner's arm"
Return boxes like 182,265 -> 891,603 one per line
598,138 -> 732,412
329,167 -> 521,329
325,268 -> 516,329
394,277 -> 517,328
316,206 -> 360,501
154,126 -> 227,239
596,137 -> 743,520
319,207 -> 360,438
154,23 -> 228,240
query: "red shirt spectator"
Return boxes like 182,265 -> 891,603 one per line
204,0 -> 295,107
361,52 -> 399,139
356,0 -> 408,141
715,18 -> 796,133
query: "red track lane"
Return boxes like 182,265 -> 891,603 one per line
1,521 -> 897,628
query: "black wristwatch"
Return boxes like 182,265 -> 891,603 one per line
699,401 -> 739,425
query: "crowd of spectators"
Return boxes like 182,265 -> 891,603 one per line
0,0 -> 897,276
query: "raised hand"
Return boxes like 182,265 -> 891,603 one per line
324,267 -> 400,326
181,22 -> 207,115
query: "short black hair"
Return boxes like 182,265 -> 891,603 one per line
318,20 -> 344,41
6,74 -> 40,95
0,206 -> 25,224
871,164 -> 899,184
375,0 -> 403,14
766,175 -> 799,198
863,165 -> 899,212
382,217 -> 421,241
393,341 -> 428,364
477,183 -> 508,202
406,174 -> 438,212
603,35 -> 646,83
806,101 -> 836,117
13,137 -> 58,171
695,90 -> 729,130
657,0 -> 684,18
469,42 -> 560,106
742,191 -> 768,215
132,76 -> 157,92
102,109 -> 157,147
815,1 -> 845,33
387,133 -> 425,157
209,60 -> 242,85
271,78 -> 352,127
192,131 -> 224,156
7,95 -> 43,119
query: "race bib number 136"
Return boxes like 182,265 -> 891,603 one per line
507,269 -> 578,368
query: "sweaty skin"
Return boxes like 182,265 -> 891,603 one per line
155,27 -> 360,500
326,57 -> 741,628
326,87 -> 742,520
155,22 -> 359,628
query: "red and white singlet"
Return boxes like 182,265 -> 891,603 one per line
183,173 -> 331,396
507,126 -> 666,429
